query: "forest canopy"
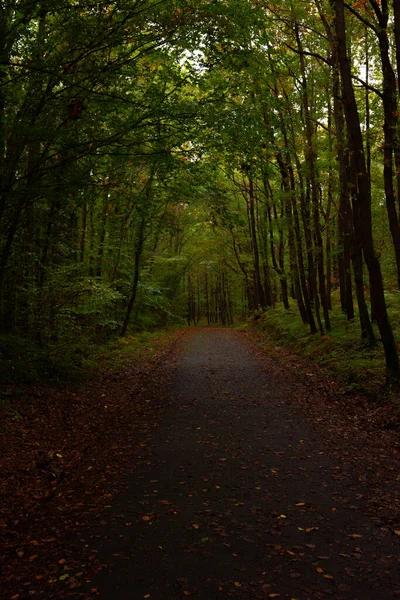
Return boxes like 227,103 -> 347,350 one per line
2,0 -> 400,380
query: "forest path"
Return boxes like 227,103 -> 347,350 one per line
84,328 -> 400,600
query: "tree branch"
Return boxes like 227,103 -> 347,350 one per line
344,2 -> 378,33
352,74 -> 383,99
285,44 -> 332,66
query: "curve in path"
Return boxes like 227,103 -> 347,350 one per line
86,328 -> 400,599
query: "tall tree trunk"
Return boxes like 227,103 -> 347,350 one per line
372,3 -> 400,287
326,96 -> 333,311
285,116 -> 318,332
364,29 -> 371,183
394,0 -> 400,97
332,66 -> 355,320
333,0 -> 399,378
272,156 -> 308,319
295,21 -> 330,333
120,214 -> 145,337
80,202 -> 87,264
347,151 -> 376,342
257,190 -> 274,307
96,195 -> 108,278
248,174 -> 266,309
205,269 -> 210,325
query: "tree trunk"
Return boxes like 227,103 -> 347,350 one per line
347,151 -> 376,342
295,21 -> 330,333
248,174 -> 266,309
332,66 -> 355,320
326,96 -> 333,311
393,0 -> 400,98
372,7 -> 400,287
285,117 -> 318,332
120,214 -> 145,337
333,0 -> 399,378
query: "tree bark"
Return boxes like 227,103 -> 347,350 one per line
333,0 -> 399,378
247,174 -> 266,309
371,1 -> 400,287
295,21 -> 330,333
332,66 -> 355,320
120,214 -> 145,337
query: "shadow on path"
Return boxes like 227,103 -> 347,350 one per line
85,328 -> 400,599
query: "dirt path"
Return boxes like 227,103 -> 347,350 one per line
78,328 -> 400,600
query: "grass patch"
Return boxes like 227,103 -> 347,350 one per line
0,327 -> 186,385
243,306 -> 387,397
83,327 -> 186,374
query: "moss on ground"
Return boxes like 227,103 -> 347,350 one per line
240,305 -> 390,397
84,328 -> 186,374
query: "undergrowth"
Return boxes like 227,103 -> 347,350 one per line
85,328 -> 184,374
240,305 -> 389,398
0,328 -> 185,385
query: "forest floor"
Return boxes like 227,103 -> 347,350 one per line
1,327 -> 400,599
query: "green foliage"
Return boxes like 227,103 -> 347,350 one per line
251,302 -> 387,396
2,0 -> 400,385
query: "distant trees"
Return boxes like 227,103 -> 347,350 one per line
2,0 -> 400,380
0,0 -> 202,360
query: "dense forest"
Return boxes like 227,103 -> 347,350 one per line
2,0 -> 400,382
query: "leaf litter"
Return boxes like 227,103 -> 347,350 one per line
1,327 -> 400,599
